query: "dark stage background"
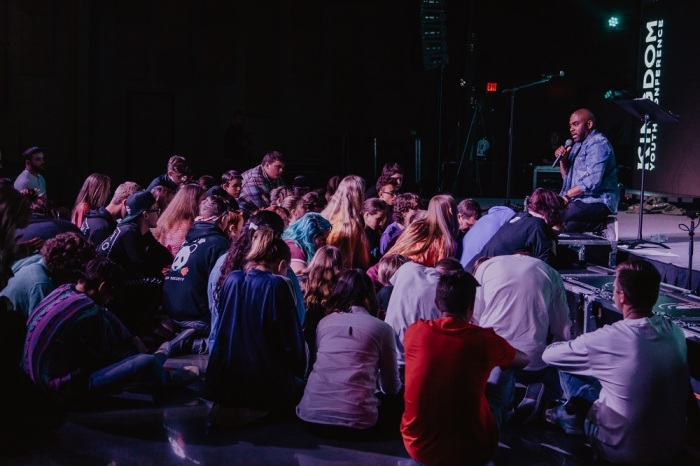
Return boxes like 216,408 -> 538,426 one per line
0,0 -> 661,208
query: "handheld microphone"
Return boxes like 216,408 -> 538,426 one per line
542,70 -> 566,80
552,139 -> 573,167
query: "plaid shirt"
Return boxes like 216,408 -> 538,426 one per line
238,164 -> 284,213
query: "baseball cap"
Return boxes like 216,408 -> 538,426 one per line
121,190 -> 156,223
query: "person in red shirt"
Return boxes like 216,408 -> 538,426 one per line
401,269 -> 529,466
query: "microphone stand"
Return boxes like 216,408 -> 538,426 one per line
679,211 -> 698,291
502,75 -> 555,206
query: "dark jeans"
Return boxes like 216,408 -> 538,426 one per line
88,352 -> 169,397
564,200 -> 613,233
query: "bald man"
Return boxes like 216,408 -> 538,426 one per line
554,108 -> 619,233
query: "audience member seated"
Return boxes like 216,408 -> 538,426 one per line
321,175 -> 370,270
543,259 -> 689,464
459,204 -> 516,269
205,228 -> 306,428
456,198 -> 481,241
220,169 -> 243,201
368,194 -> 458,285
22,256 -> 199,408
380,192 -> 421,255
162,195 -> 232,354
365,162 -> 404,199
146,155 -> 192,192
281,212 -> 332,275
292,175 -> 311,197
2,300 -> 66,455
1,232 -> 96,317
297,269 -> 401,436
207,210 -> 286,353
298,245 -> 343,367
153,183 -> 206,257
362,198 -> 389,266
324,175 -> 341,203
98,190 -> 172,338
375,174 -> 399,219
466,188 -> 565,271
81,181 -> 141,247
0,184 -> 30,290
280,195 -> 307,225
15,189 -> 81,249
14,146 -> 47,196
384,258 -> 463,370
473,254 -> 571,423
70,173 -> 111,229
197,174 -> 216,191
401,269 -> 529,466
238,150 -> 286,214
302,190 -> 326,213
150,185 -> 175,213
375,253 -> 408,320
269,185 -> 293,207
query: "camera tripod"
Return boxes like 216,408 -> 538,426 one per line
451,100 -> 488,195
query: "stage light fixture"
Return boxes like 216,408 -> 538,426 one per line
604,89 -> 632,101
608,16 -> 620,28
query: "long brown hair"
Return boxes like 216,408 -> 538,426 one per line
71,173 -> 111,225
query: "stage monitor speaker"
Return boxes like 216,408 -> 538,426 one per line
532,165 -> 562,192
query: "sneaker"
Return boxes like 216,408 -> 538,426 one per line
545,403 -> 583,435
513,382 -> 545,425
166,365 -> 200,387
155,328 -> 196,358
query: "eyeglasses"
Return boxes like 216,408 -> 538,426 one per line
147,208 -> 161,214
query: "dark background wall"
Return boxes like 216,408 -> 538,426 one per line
0,0 -> 645,208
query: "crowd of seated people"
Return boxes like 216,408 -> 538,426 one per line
0,147 -> 694,465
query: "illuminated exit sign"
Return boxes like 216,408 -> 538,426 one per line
486,82 -> 498,92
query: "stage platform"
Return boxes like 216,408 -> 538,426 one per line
476,198 -> 700,293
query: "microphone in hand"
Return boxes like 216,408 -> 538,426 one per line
552,139 -> 573,167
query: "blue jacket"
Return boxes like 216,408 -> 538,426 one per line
205,269 -> 306,410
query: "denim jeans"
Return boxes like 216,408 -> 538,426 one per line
88,353 -> 168,396
486,366 -> 515,432
558,371 -> 601,404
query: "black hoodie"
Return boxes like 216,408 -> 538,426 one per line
162,221 -> 230,321
81,207 -> 117,246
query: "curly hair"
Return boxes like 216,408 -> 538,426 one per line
40,231 -> 97,286
393,192 -> 421,225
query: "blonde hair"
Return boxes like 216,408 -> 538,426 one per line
383,194 -> 457,266
245,226 -> 291,271
321,175 -> 369,270
153,183 -> 205,242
